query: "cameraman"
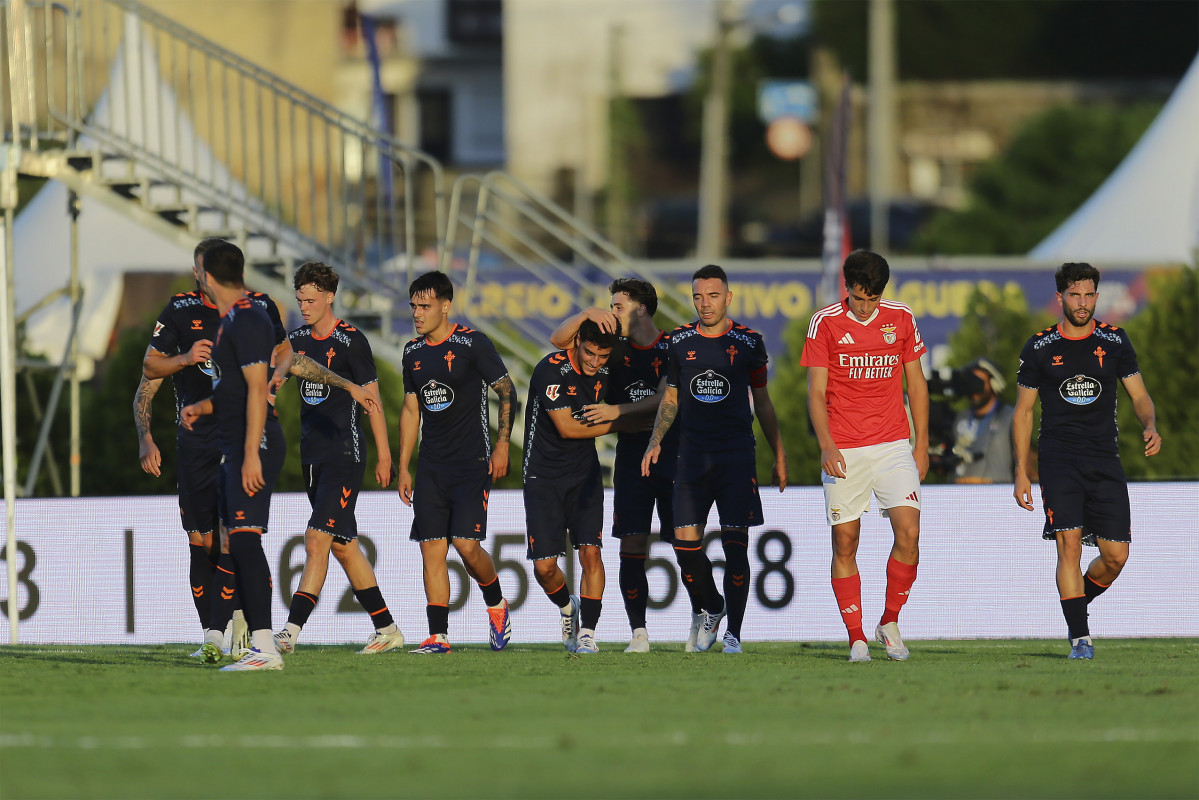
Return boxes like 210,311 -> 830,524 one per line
952,359 -> 1015,484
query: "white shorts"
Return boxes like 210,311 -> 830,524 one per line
821,439 -> 921,526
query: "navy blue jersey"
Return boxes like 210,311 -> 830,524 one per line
211,296 -> 284,457
607,330 -> 679,476
402,324 -> 510,467
667,320 -> 769,455
523,350 -> 608,479
289,320 -> 378,465
1017,321 -> 1140,459
148,290 -> 283,447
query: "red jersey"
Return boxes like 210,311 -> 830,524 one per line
800,298 -> 925,448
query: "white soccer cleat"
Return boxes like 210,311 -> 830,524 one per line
624,628 -> 651,653
849,640 -> 871,662
273,628 -> 296,655
220,647 -> 283,671
575,630 -> 599,654
358,627 -> 405,654
695,603 -> 726,652
875,622 -> 910,661
722,632 -> 742,654
684,613 -> 702,652
561,595 -> 581,653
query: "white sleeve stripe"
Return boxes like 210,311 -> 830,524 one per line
806,305 -> 843,339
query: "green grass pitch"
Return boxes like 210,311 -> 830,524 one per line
1,639 -> 1196,799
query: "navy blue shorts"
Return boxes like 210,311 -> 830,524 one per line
304,460 -> 365,542
524,462 -> 603,560
410,462 -> 491,543
1038,452 -> 1131,547
176,444 -> 221,536
218,426 -> 286,533
673,447 -> 762,530
611,450 -> 675,542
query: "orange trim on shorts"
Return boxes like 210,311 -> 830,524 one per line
1060,593 -> 1085,601
580,594 -> 602,601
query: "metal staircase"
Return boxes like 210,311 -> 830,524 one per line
3,0 -> 692,485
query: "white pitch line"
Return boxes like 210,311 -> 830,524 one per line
2,728 -> 1194,751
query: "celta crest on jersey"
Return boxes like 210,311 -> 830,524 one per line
1060,375 -> 1101,405
691,369 -> 731,403
421,379 -> 454,411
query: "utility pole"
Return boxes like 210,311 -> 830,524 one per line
868,0 -> 896,254
698,0 -> 735,261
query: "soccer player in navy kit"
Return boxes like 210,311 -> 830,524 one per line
1014,262 -> 1161,659
181,245 -> 377,671
642,264 -> 787,653
525,319 -> 641,653
550,279 -> 693,653
136,238 -> 285,656
178,242 -> 291,671
272,262 -> 405,655
398,271 -> 516,654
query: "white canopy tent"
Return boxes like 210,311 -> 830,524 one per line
1030,54 -> 1199,266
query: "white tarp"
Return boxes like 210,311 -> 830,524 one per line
1030,54 -> 1199,265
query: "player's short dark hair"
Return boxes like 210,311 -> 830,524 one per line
409,270 -> 454,301
843,250 -> 890,295
1055,262 -> 1101,293
609,277 -> 658,316
201,241 -> 245,287
578,318 -> 619,350
692,264 -> 728,285
193,237 -> 228,265
294,261 -> 339,294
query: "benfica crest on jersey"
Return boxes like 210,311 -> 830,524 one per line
880,324 -> 897,345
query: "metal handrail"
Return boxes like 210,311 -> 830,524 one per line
11,0 -> 445,291
447,171 -> 693,331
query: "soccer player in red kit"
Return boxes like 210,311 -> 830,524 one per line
801,250 -> 929,661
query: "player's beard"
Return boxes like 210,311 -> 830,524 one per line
1062,301 -> 1094,327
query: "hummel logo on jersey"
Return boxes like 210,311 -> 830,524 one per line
838,332 -> 856,345
191,319 -> 204,331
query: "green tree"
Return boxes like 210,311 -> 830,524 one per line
755,313 -> 822,487
914,104 -> 1160,255
1116,268 -> 1198,480
79,324 -> 179,498
944,284 -> 1057,404
812,1 -> 1197,81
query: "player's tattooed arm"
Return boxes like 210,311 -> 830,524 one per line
491,375 -> 516,444
134,375 -> 162,439
288,353 -> 380,415
134,375 -> 164,476
288,352 -> 351,389
645,395 -> 677,450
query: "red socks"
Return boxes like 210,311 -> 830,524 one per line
880,557 -> 918,626
832,573 -> 866,644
